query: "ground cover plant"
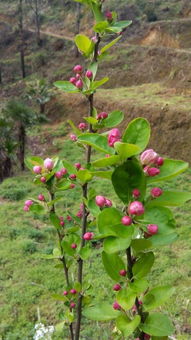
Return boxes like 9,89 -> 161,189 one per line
7,0 -> 191,339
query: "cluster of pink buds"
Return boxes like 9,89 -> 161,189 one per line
55,167 -> 67,180
95,195 -> 112,208
23,199 -> 33,212
69,64 -> 93,90
59,216 -> 65,226
97,111 -> 108,120
108,128 -> 121,147
140,149 -> 164,177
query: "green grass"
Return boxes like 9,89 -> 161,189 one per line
0,133 -> 191,339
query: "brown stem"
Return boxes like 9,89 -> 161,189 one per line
126,247 -> 145,340
49,192 -> 74,340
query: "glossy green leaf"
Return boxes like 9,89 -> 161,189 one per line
122,118 -> 150,152
102,251 -> 125,281
77,169 -> 93,183
88,62 -> 98,80
114,142 -> 141,159
144,206 -> 177,246
83,302 -> 120,321
30,204 -> 44,214
92,155 -> 120,167
75,34 -> 94,56
133,252 -> 155,279
116,288 -> 136,310
101,36 -> 121,54
25,156 -> 43,171
103,231 -> 133,254
129,279 -> 149,294
104,110 -> 124,128
143,286 -> 175,311
78,133 -> 115,154
91,170 -> 112,180
52,294 -> 67,302
147,191 -> 191,207
93,20 -> 109,33
50,212 -> 61,230
112,159 -> 146,203
147,159 -> 188,183
116,314 -> 141,337
79,245 -> 92,260
140,313 -> 174,336
83,117 -> 98,125
131,239 -> 152,254
97,207 -> 122,237
62,159 -> 76,174
91,77 -> 109,90
54,81 -> 79,93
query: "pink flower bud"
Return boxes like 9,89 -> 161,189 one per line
140,149 -> 158,165
91,36 -> 98,43
105,11 -> 113,21
79,167 -> 85,171
97,112 -> 108,120
113,284 -> 121,291
151,187 -> 163,198
132,189 -> 140,198
70,302 -> 76,309
105,199 -> 112,207
147,167 -> 160,177
144,335 -> 151,340
78,122 -> 86,130
69,174 -> 76,180
60,168 -> 67,175
147,224 -> 158,235
121,216 -> 132,226
40,176 -> 46,183
33,165 -> 42,174
25,200 -> 33,207
75,73 -> 81,80
55,171 -> 63,179
67,215 -> 72,221
75,162 -> 81,170
23,205 -> 29,212
83,232 -> 94,241
70,183 -> 75,189
86,70 -> 93,79
76,80 -> 83,89
70,134 -> 77,142
155,156 -> 164,166
60,221 -> 65,226
119,269 -> 127,277
108,128 -> 121,147
70,289 -> 77,294
128,201 -> 144,216
44,158 -> 54,171
71,243 -> 77,249
63,290 -> 68,296
76,210 -> 83,218
105,154 -> 110,158
69,77 -> 76,85
73,65 -> 83,73
113,301 -> 121,310
95,195 -> 106,207
38,194 -> 45,201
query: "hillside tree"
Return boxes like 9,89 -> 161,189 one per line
27,0 -> 48,46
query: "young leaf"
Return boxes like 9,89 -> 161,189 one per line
129,279 -> 149,294
75,34 -> 94,57
92,155 -> 120,168
103,110 -> 124,128
50,212 -> 61,230
101,36 -> 122,54
116,314 -> 141,337
83,302 -> 120,321
147,159 -> 188,183
93,21 -> 109,34
122,118 -> 151,152
116,288 -> 136,310
91,170 -> 112,180
25,156 -> 44,171
103,232 -> 133,254
131,239 -> 152,254
78,133 -> 115,155
91,77 -> 109,90
114,142 -> 141,160
133,252 -> 155,279
102,251 -> 125,281
54,81 -> 79,93
112,159 -> 146,203
140,312 -> 174,336
97,207 -> 122,237
147,191 -> 191,207
143,286 -> 175,311
77,169 -> 93,183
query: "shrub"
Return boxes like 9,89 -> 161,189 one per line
21,240 -> 37,254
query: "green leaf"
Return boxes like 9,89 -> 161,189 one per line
147,191 -> 191,207
133,252 -> 154,279
114,142 -> 141,160
91,2 -> 105,23
62,159 -> 76,174
103,232 -> 133,254
54,81 -> 79,93
116,314 -> 141,337
131,239 -> 152,254
50,212 -> 61,230
77,169 -> 93,183
30,204 -> 44,214
140,312 -> 174,336
129,279 -> 149,294
116,288 -> 136,310
147,159 -> 188,183
87,198 -> 100,217
52,294 -> 67,302
103,110 -> 124,128
91,77 -> 109,90
93,21 -> 109,33
144,206 -> 177,246
112,159 -> 146,203
67,119 -> 81,136
83,117 -> 98,125
102,251 -> 125,281
78,133 -> 115,155
88,62 -> 98,80
107,20 -> 132,33
143,286 -> 175,311
79,245 -> 92,260
91,170 -> 112,180
83,302 -> 120,321
92,155 -> 120,167
122,118 -> 150,152
97,207 -> 122,237
101,36 -> 121,54
75,34 -> 94,56
62,240 -> 75,256
25,156 -> 44,171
